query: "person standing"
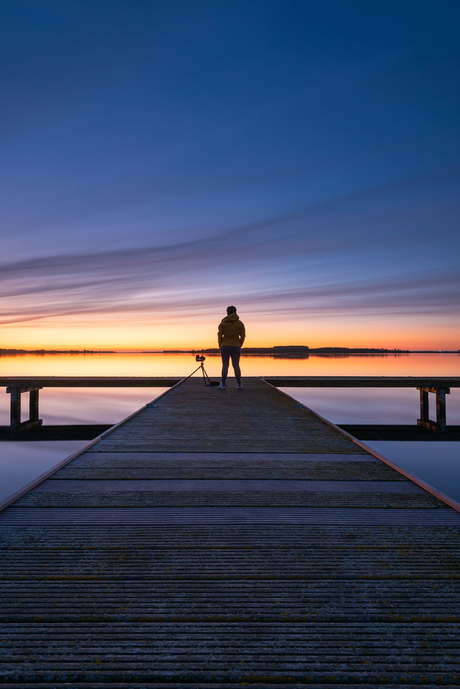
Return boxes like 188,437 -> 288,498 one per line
218,306 -> 245,389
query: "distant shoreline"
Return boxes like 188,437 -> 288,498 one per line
0,349 -> 116,355
159,347 -> 459,355
1,347 -> 458,357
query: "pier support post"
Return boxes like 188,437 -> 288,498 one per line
6,387 -> 43,433
8,388 -> 21,433
436,389 -> 447,432
29,389 -> 40,424
419,389 -> 429,423
417,387 -> 449,432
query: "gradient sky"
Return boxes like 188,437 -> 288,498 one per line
1,0 -> 459,350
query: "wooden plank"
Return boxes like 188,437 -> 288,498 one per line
77,451 -> 377,461
0,424 -> 112,441
90,379 -> 366,454
2,375 -> 460,387
51,458 -> 402,481
0,376 -> 180,387
339,423 -> 460,441
1,506 -> 459,525
0,382 -> 182,513
264,375 -> 460,387
8,387 -> 20,433
8,421 -> 459,443
34,479 -> 424,493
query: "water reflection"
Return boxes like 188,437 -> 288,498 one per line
1,350 -> 459,377
282,387 -> 460,504
0,388 -> 167,504
0,387 -> 168,427
0,441 -> 86,505
366,441 -> 460,504
280,387 -> 460,426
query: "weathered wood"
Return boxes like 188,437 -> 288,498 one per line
50,457 -> 404,481
4,423 -> 460,442
1,376 -> 181,387
265,375 -> 460,387
417,386 -> 450,432
6,386 -> 43,432
32,479 -> 424,493
437,387 -> 448,431
2,506 -> 458,525
420,388 -> 429,422
29,389 -> 39,423
0,423 -> 112,441
3,375 -> 458,437
8,387 -> 20,433
88,379 -> 366,454
339,423 -> 460,441
2,375 -> 459,387
1,377 -> 460,686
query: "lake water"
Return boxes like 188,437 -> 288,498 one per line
1,352 -> 459,505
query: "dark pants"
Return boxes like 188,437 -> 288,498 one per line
220,346 -> 241,385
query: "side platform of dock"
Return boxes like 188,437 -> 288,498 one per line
1,377 -> 460,686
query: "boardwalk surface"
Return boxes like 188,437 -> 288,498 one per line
1,377 -> 460,687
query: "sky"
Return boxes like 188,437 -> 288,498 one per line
0,0 -> 459,350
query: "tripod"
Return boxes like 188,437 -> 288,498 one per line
184,357 -> 220,387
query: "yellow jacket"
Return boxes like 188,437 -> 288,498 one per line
218,313 -> 246,347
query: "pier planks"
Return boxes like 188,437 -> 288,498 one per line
1,377 -> 460,687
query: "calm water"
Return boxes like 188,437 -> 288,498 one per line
0,352 -> 459,504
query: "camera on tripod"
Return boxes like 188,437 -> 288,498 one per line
187,354 -> 219,386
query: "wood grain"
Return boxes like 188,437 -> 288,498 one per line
1,376 -> 460,686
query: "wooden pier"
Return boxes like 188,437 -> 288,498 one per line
1,375 -> 459,436
1,377 -> 179,433
266,377 -> 460,434
1,377 -> 460,686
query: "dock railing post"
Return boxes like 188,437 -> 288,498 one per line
419,389 -> 429,423
29,389 -> 40,424
417,386 -> 449,432
6,387 -> 43,433
8,388 -> 21,433
436,388 -> 447,432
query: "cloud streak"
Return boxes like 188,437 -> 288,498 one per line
1,164 -> 459,334
1,230 -> 458,327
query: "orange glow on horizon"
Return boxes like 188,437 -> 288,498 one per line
1,314 -> 458,352
0,297 -> 458,353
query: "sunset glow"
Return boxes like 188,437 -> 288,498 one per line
1,2 -> 459,351
2,312 -> 458,352
1,351 -> 458,379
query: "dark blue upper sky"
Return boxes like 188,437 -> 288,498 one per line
1,0 -> 459,348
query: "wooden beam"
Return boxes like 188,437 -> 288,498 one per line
8,387 -> 21,433
339,424 -> 460,441
1,375 -> 460,388
417,386 -> 450,432
1,376 -> 182,388
263,376 -> 460,388
419,389 -> 429,423
29,389 -> 40,423
6,386 -> 43,432
436,388 -> 448,432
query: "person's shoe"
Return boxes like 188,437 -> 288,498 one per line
218,383 -> 227,389
237,383 -> 243,389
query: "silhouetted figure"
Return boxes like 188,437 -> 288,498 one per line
218,306 -> 245,389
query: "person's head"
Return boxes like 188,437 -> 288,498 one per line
226,305 -> 237,315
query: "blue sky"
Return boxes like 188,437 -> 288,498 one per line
0,0 -> 459,348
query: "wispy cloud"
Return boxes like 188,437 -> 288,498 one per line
1,227 -> 458,326
1,163 -> 459,330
